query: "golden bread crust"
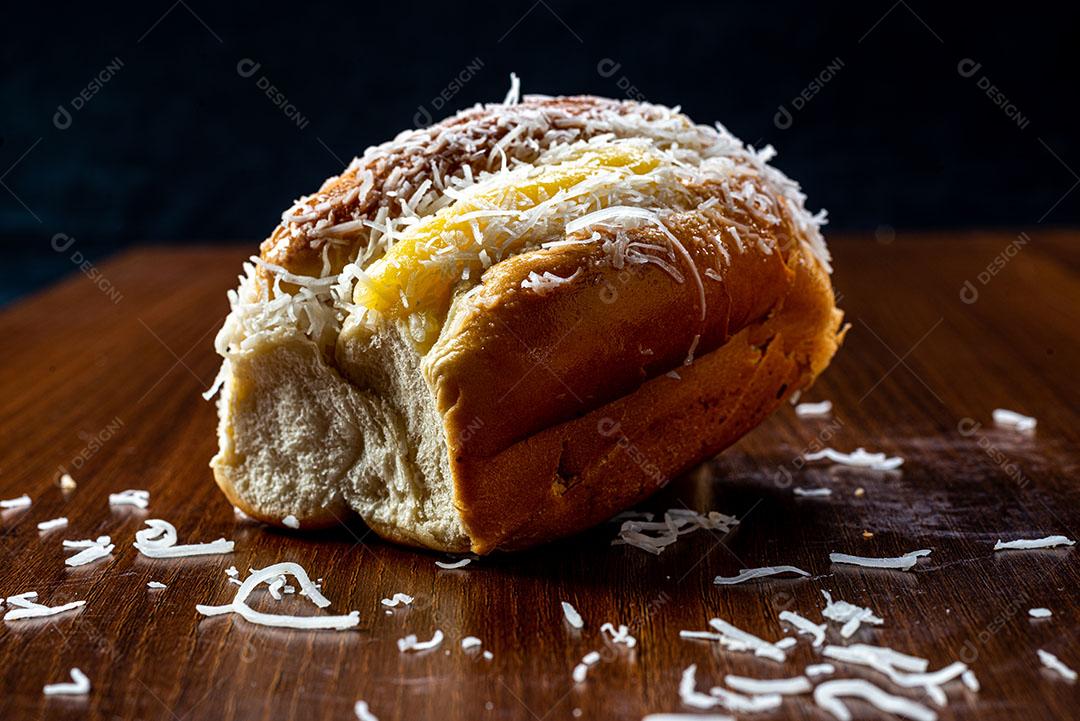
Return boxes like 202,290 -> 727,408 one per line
426,203 -> 797,460
449,247 -> 842,552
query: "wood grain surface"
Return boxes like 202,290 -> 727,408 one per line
0,232 -> 1077,721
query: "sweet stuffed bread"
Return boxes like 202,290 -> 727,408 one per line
208,83 -> 844,553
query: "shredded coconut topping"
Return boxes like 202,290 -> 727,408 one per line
520,268 -> 582,296
211,92 -> 831,377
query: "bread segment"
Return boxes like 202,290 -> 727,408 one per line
209,92 -> 842,552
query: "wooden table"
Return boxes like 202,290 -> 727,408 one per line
0,232 -> 1077,720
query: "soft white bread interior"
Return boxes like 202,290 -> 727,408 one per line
214,324 -> 467,550
208,83 -> 844,553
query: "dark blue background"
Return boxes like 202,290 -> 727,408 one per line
2,1 -> 1077,304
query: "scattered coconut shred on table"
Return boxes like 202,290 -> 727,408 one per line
613,509 -> 739,554
677,664 -> 782,713
803,448 -> 904,471
108,489 -> 149,509
133,519 -> 234,558
65,536 -> 115,567
397,629 -> 444,652
993,535 -> 1075,551
724,674 -> 811,695
642,715 -> 734,721
805,663 -> 836,677
37,517 -> 68,532
821,642 -> 971,707
794,487 -> 832,497
0,493 -> 32,509
63,536 -> 110,549
820,590 -> 884,638
680,618 -> 787,662
434,558 -> 471,569
197,562 -> 359,630
353,700 -> 380,721
779,610 -> 827,647
829,549 -> 932,571
1037,649 -> 1078,682
714,565 -> 810,585
813,678 -> 936,721
600,622 -> 637,647
573,651 -> 602,683
43,668 -> 91,697
992,408 -> 1036,432
561,601 -> 584,629
794,400 -> 833,418
381,593 -> 413,608
4,591 -> 86,621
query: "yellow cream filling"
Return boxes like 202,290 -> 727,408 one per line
354,143 -> 663,329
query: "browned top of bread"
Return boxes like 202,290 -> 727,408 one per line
260,96 -> 674,279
